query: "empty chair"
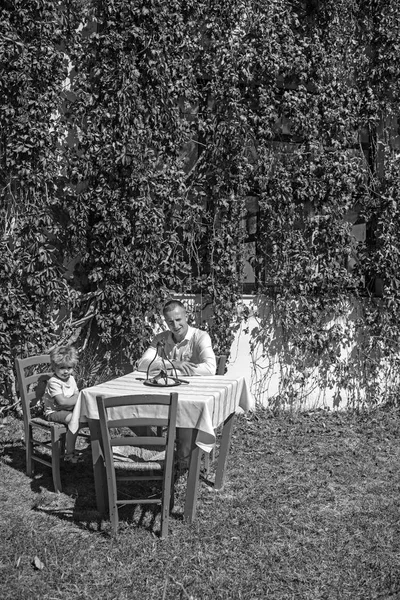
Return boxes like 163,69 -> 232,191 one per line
96,392 -> 178,538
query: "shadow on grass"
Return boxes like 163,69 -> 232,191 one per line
24,452 -> 184,538
0,437 -> 95,496
1,422 -> 187,538
32,480 -> 184,539
0,438 -> 26,473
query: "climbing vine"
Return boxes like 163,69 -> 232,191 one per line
1,0 -> 400,407
242,0 -> 400,407
0,0 -> 77,401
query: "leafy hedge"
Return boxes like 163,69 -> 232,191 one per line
1,0 -> 400,406
0,0 -> 77,401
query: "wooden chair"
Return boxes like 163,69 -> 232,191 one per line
203,354 -> 227,475
96,392 -> 178,539
15,355 -> 65,493
15,354 -> 89,493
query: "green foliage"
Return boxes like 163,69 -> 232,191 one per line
0,0 -> 79,399
2,0 -> 400,406
60,0 -> 246,359
244,0 -> 400,406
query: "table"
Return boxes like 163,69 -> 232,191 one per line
69,372 -> 254,522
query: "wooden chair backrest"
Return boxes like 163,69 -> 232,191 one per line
96,392 -> 178,468
216,355 -> 227,375
15,355 -> 52,427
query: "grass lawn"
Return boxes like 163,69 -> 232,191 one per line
1,406 -> 400,600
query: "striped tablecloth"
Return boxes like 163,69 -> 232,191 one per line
69,372 -> 254,451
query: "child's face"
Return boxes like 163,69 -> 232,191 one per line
55,364 -> 74,381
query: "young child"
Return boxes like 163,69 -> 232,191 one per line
43,345 -> 82,463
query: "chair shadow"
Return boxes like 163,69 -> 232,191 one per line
199,468 -> 218,489
1,438 -> 100,531
33,482 -> 183,537
0,439 -> 27,475
1,438 -> 184,537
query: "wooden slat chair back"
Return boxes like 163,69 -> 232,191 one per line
203,354 -> 227,475
15,354 -> 66,493
216,354 -> 227,376
96,392 -> 178,539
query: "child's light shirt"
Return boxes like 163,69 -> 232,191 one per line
43,375 -> 79,416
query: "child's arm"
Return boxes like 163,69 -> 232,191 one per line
53,391 -> 79,408
50,376 -> 79,409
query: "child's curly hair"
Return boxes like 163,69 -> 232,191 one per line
50,346 -> 78,370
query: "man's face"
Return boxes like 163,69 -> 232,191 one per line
164,306 -> 189,343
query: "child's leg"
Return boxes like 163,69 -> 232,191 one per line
46,410 -> 82,462
64,413 -> 78,455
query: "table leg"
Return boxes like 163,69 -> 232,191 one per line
87,418 -> 108,515
184,443 -> 202,522
214,412 -> 235,490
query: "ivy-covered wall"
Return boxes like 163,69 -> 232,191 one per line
1,0 -> 400,408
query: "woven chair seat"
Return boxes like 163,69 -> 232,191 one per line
112,446 -> 165,470
114,459 -> 164,471
31,417 -> 66,429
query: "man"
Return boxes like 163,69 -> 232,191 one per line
136,299 -> 217,469
137,300 -> 216,377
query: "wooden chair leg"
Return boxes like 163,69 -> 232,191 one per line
110,504 -> 119,536
214,413 -> 235,490
109,475 -> 119,535
88,419 -> 108,515
160,491 -> 171,540
26,425 -> 34,477
184,445 -> 202,522
203,430 -> 217,476
160,450 -> 176,539
51,428 -> 65,493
